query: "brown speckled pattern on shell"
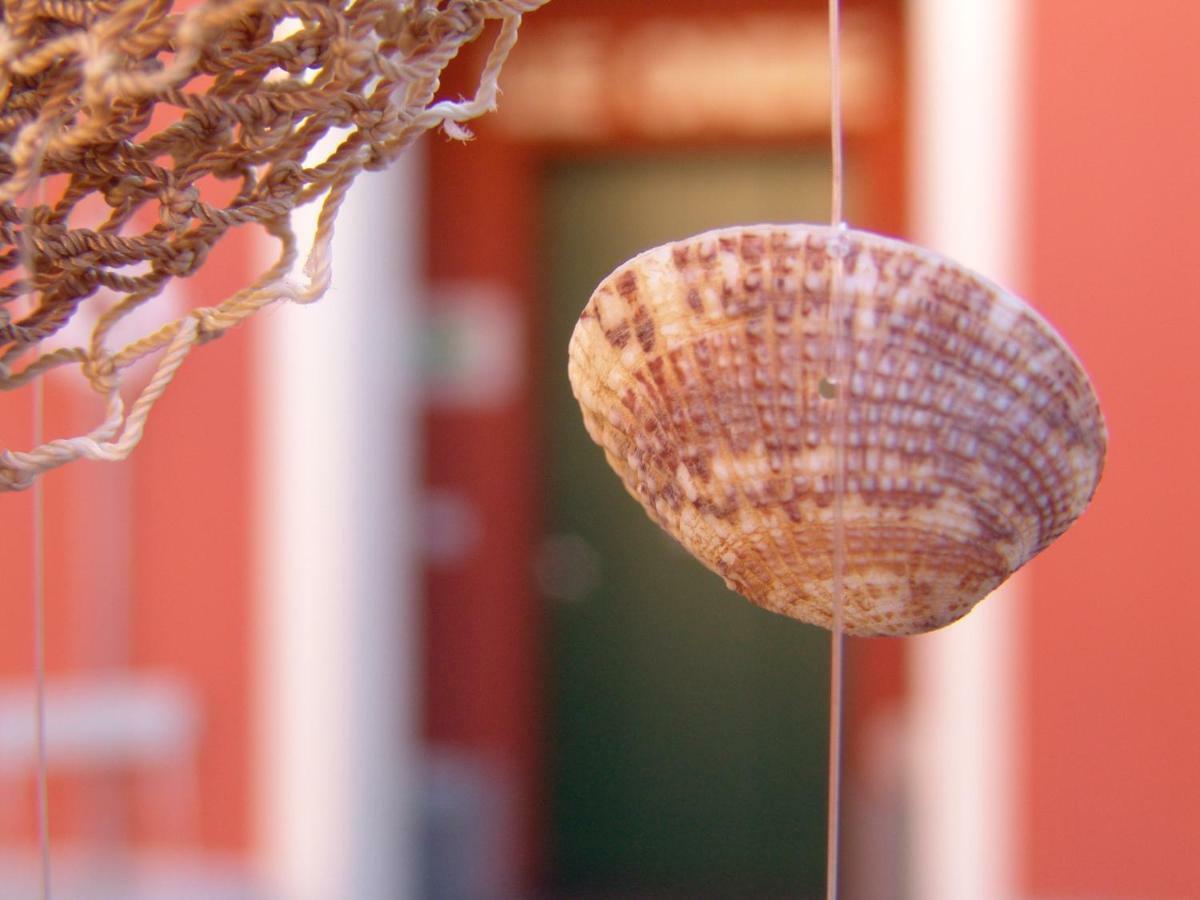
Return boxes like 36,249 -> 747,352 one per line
568,224 -> 1106,636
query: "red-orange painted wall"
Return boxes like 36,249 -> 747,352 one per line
0,227 -> 256,856
1024,3 -> 1200,895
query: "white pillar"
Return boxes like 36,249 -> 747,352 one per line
254,147 -> 423,900
906,2 -> 1025,899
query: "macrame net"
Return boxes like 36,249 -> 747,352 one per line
0,0 -> 546,491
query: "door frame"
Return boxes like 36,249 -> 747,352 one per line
423,0 -> 908,888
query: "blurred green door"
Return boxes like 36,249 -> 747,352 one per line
542,153 -> 850,897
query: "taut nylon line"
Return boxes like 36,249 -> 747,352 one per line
825,0 -> 848,896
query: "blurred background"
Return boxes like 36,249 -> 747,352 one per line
1,0 -> 1198,897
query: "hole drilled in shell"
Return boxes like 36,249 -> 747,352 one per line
567,223 -> 1106,637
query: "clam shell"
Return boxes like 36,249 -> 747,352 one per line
567,224 -> 1106,636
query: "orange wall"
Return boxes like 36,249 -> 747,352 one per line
1024,2 -> 1200,895
0,228 -> 256,855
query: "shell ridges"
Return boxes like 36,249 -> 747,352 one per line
568,223 -> 1106,636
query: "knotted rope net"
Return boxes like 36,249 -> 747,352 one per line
0,0 -> 546,491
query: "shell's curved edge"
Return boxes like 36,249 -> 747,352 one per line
568,222 -> 1107,637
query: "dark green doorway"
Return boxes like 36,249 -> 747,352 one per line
541,152 -> 859,897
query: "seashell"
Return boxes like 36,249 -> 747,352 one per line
567,223 -> 1105,636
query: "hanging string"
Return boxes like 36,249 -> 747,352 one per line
18,144 -> 53,900
825,0 -> 848,897
32,373 -> 50,900
828,0 -> 846,228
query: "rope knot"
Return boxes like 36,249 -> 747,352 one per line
193,306 -> 233,343
81,353 -> 118,394
159,184 -> 200,230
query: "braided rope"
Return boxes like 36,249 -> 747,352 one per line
0,0 -> 547,490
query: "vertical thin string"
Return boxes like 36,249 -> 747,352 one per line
825,1 -> 847,898
828,0 -> 846,227
32,375 -> 50,900
21,151 -> 52,900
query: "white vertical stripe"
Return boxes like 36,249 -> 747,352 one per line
254,148 -> 422,900
907,2 -> 1025,899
